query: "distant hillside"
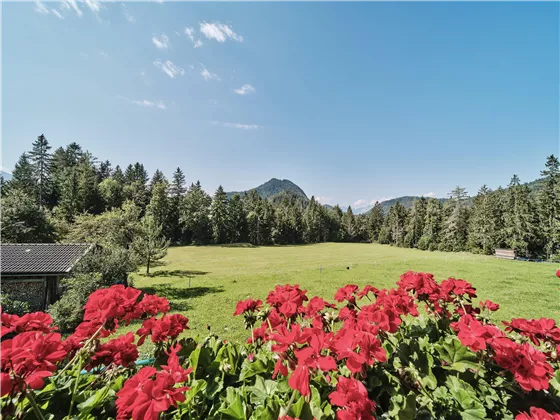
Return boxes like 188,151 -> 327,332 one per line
226,178 -> 309,201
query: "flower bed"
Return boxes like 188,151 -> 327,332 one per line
1,272 -> 559,419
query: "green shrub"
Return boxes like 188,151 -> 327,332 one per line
0,293 -> 31,316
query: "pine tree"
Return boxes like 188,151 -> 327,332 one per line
303,196 -> 326,243
418,199 -> 443,251
65,142 -> 83,166
440,187 -> 469,252
342,206 -> 357,241
149,170 -> 167,196
50,147 -> 69,204
28,134 -> 52,207
169,168 -> 186,243
76,152 -> 101,214
181,181 -> 212,244
132,213 -> 170,275
503,175 -> 539,257
98,160 -> 112,182
367,202 -> 384,242
227,194 -> 248,243
146,180 -> 170,237
387,202 -> 407,246
210,185 -> 229,244
404,198 -> 427,248
539,155 -> 560,259
11,153 -> 36,193
468,185 -> 500,254
58,168 -> 80,222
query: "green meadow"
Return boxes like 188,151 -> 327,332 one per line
125,242 -> 559,356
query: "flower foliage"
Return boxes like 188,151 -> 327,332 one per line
2,272 -> 560,420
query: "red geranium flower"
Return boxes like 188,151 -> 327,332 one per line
397,271 -> 439,298
1,331 -> 66,396
357,285 -> 380,300
0,309 -> 56,337
334,284 -> 359,304
233,298 -> 263,316
136,294 -> 171,317
516,407 -> 560,420
479,300 -> 500,312
266,284 -> 308,318
90,332 -> 138,370
329,376 -> 376,420
303,296 -> 336,318
137,314 -> 189,346
451,315 -> 503,352
269,324 -> 307,353
504,318 -> 560,346
84,285 -> 142,330
288,329 -> 337,396
490,337 -> 553,392
440,278 -> 477,299
556,269 -> 560,278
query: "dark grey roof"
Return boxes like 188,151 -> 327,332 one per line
1,243 -> 93,275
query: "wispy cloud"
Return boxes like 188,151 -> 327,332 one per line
153,60 -> 185,78
423,192 -> 436,198
200,22 -> 243,43
234,84 -> 256,95
84,0 -> 101,14
200,65 -> 220,81
122,3 -> 135,23
99,50 -> 109,59
51,8 -> 64,19
119,96 -> 166,110
316,196 -> 333,205
60,0 -> 83,17
211,121 -> 259,130
185,27 -> 203,48
354,199 -> 367,207
34,1 -> 50,15
152,34 -> 170,50
1,166 -> 13,175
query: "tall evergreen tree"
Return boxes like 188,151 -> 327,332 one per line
58,168 -> 80,222
404,198 -> 427,248
11,153 -> 36,193
227,194 -> 248,243
28,134 -> 52,207
302,196 -> 326,243
210,185 -> 229,244
169,168 -> 186,243
76,152 -> 102,214
367,202 -> 384,242
342,206 -> 357,241
181,181 -> 212,244
440,186 -> 469,252
149,170 -> 167,195
146,180 -> 170,237
98,160 -> 113,182
468,186 -> 500,254
503,175 -> 539,257
539,155 -> 560,258
387,202 -> 407,246
418,199 -> 443,251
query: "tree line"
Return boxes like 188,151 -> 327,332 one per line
2,135 -> 559,263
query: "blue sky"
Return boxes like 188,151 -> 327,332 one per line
2,1 -> 559,208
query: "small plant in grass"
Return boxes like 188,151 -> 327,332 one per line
1,272 -> 559,419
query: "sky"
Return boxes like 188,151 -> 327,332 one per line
2,1 -> 559,209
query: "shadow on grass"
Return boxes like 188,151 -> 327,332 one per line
147,269 -> 209,278
220,243 -> 257,248
141,283 -> 225,312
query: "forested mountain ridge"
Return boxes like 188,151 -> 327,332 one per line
226,178 -> 308,201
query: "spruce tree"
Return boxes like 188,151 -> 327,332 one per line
28,134 -> 52,207
210,185 -> 229,244
367,202 -> 384,242
181,181 -> 212,244
342,206 -> 357,241
468,185 -> 500,254
418,199 -> 443,251
503,175 -> 539,257
58,168 -> 80,222
539,155 -> 560,259
11,153 -> 36,193
227,194 -> 248,243
149,170 -> 167,195
146,180 -> 170,237
387,202 -> 407,246
440,187 -> 469,251
404,198 -> 427,248
169,168 -> 186,243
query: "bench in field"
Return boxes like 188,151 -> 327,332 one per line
495,248 -> 516,260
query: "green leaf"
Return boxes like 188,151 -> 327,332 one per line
388,392 -> 417,420
250,376 -> 278,404
218,388 -> 247,420
239,359 -> 268,381
446,377 -> 486,420
436,337 -> 480,373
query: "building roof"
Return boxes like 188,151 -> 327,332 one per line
1,243 -> 93,275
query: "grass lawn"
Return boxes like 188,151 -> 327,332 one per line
124,243 -> 560,356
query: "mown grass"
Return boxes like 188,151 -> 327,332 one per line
122,243 -> 559,357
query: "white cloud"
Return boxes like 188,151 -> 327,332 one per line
185,27 -> 203,48
423,192 -> 436,198
122,4 -> 135,23
99,50 -> 109,59
0,166 -> 13,175
371,196 -> 394,204
152,34 -> 170,50
200,65 -> 220,81
316,196 -> 333,205
200,22 -> 243,43
34,1 -> 50,15
84,0 -> 101,14
153,60 -> 185,78
354,199 -> 367,207
234,84 -> 256,95
51,8 -> 64,19
211,121 -> 259,130
60,0 -> 83,17
119,96 -> 166,110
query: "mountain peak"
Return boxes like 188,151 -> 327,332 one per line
226,178 -> 308,201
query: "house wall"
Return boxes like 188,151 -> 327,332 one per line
1,277 -> 46,311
